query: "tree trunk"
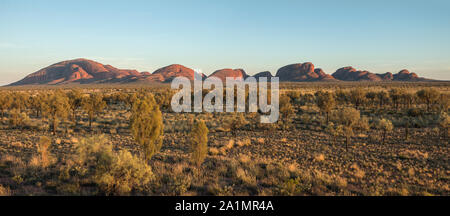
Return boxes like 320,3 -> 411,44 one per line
405,126 -> 409,141
345,135 -> 349,151
72,110 -> 77,125
52,118 -> 57,135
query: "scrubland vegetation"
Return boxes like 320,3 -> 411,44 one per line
0,82 -> 448,196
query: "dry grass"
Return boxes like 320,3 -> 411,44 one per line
0,83 -> 448,196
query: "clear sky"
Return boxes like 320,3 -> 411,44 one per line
1,0 -> 449,85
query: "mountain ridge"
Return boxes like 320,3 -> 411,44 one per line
8,58 -> 435,86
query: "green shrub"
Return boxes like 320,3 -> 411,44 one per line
70,135 -> 154,195
130,93 -> 164,162
190,120 -> 209,167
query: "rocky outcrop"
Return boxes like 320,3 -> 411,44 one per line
252,71 -> 273,80
393,69 -> 422,81
332,67 -> 382,81
276,63 -> 337,82
8,59 -> 435,86
208,68 -> 248,81
152,64 -> 203,82
332,67 -> 428,81
9,58 -> 140,85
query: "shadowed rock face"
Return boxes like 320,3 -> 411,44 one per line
276,63 -> 337,82
393,69 -> 421,81
253,71 -> 273,81
332,67 -> 428,81
377,72 -> 394,80
332,67 -> 382,81
208,68 -> 248,81
9,58 -> 141,85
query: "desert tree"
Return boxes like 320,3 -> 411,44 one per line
416,88 -> 440,112
286,91 -> 301,105
355,115 -> 370,134
130,93 -> 164,163
401,92 -> 416,109
36,136 -> 53,168
401,116 -> 411,141
335,107 -> 361,151
226,112 -> 249,136
335,89 -> 349,106
299,93 -> 315,106
113,92 -> 129,105
0,92 -> 12,118
8,109 -> 27,128
325,122 -> 341,145
365,91 -> 377,108
126,93 -> 138,111
438,112 -> 449,141
375,118 -> 394,145
389,88 -> 405,110
82,93 -> 107,128
376,91 -> 389,108
279,94 -> 295,128
437,93 -> 449,113
43,91 -> 70,134
190,120 -> 209,167
28,94 -> 46,118
315,90 -> 335,123
11,92 -> 30,112
154,90 -> 174,111
67,89 -> 83,124
349,88 -> 366,109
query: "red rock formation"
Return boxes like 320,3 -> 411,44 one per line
377,72 -> 394,81
10,58 -> 140,85
276,63 -> 336,81
8,59 -> 435,86
208,68 -> 248,81
252,71 -> 273,80
332,67 -> 382,81
152,64 -> 203,82
393,69 -> 421,81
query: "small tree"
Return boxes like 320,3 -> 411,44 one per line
438,112 -> 449,141
0,92 -> 12,118
349,88 -> 366,109
416,88 -> 440,112
190,120 -> 209,167
43,91 -> 69,134
437,93 -> 449,113
8,109 -> 27,128
335,107 -> 360,151
389,88 -> 405,110
279,94 -> 295,128
67,89 -> 83,125
82,93 -> 106,128
10,92 -> 28,112
130,94 -> 164,163
28,94 -> 46,118
316,91 -> 335,123
36,136 -> 52,168
376,91 -> 389,108
375,118 -> 394,145
325,122 -> 340,145
226,113 -> 248,136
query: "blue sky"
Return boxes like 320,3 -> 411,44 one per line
0,0 -> 449,85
